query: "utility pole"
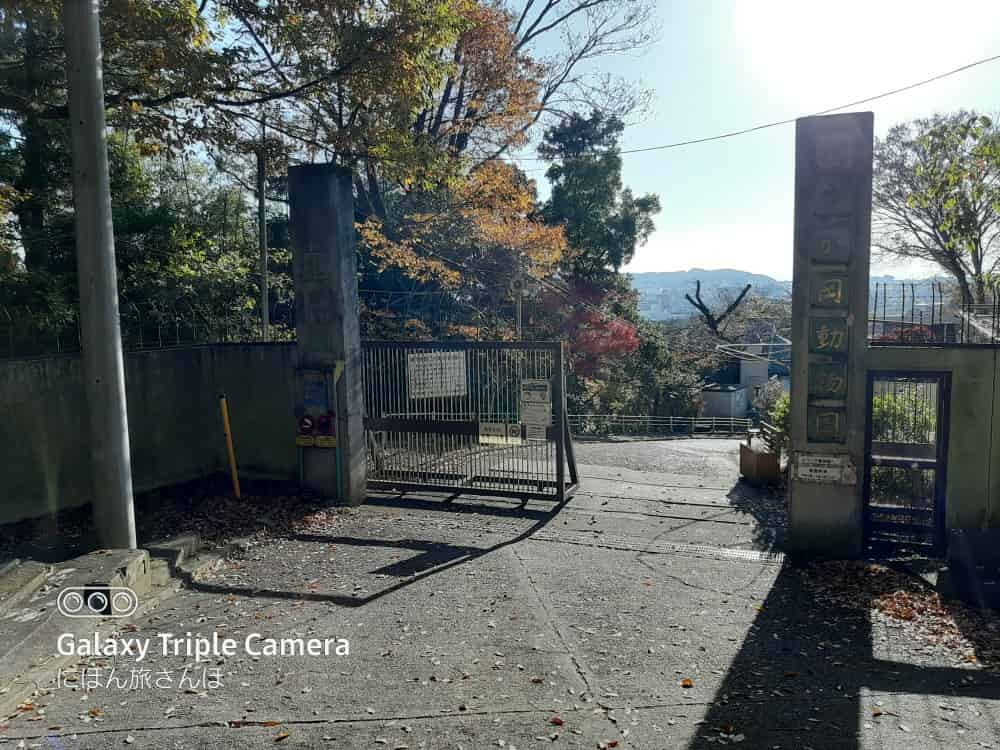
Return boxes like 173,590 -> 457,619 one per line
62,0 -> 136,549
512,274 -> 525,340
258,114 -> 269,342
516,290 -> 523,340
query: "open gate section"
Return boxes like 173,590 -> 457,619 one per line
362,341 -> 577,501
864,372 -> 950,554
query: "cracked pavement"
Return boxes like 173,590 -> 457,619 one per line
2,438 -> 999,749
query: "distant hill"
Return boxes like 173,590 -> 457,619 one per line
629,269 -> 790,320
629,269 -> 949,321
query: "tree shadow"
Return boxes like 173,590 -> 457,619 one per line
688,561 -> 1000,749
186,491 -> 567,608
725,479 -> 787,553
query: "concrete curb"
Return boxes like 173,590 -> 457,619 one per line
0,549 -> 153,717
144,533 -> 225,584
0,560 -> 52,611
145,533 -> 202,572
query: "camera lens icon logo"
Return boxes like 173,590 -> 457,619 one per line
58,586 -> 138,618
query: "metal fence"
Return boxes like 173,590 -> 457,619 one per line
868,281 -> 1000,345
362,340 -> 577,501
868,282 -> 958,344
1,302 -> 293,359
865,373 -> 948,552
958,302 -> 1000,344
568,414 -> 752,437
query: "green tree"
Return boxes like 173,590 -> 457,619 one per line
766,393 -> 791,456
873,112 -> 1000,305
540,110 -> 660,282
528,110 -> 702,417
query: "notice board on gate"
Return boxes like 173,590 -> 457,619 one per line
406,350 -> 468,399
520,378 -> 551,440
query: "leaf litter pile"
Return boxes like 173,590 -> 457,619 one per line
0,479 -> 341,563
801,560 -> 1000,668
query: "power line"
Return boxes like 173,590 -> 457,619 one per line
503,52 -> 1000,164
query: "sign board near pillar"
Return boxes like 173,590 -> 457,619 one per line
788,113 -> 873,557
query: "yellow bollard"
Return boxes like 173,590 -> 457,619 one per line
219,393 -> 241,498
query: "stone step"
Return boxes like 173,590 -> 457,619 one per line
146,533 -> 203,573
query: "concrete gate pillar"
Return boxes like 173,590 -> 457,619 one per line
288,164 -> 366,505
788,113 -> 874,558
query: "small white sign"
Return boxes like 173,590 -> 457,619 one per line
406,351 -> 467,399
520,378 -> 551,405
479,422 -> 522,446
521,378 -> 551,441
794,453 -> 856,484
524,424 -> 548,441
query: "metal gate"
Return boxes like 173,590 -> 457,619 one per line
864,372 -> 950,553
362,341 -> 578,501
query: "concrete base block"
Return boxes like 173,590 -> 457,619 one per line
788,484 -> 863,559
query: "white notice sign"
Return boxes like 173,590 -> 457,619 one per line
479,422 -> 522,446
520,378 -> 551,441
794,453 -> 856,484
406,351 -> 467,399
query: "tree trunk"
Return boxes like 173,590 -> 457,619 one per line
17,20 -> 51,272
955,271 -> 974,306
366,160 -> 386,220
16,124 -> 48,271
353,174 -> 374,220
974,276 -> 988,306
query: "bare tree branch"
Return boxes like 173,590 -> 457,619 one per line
684,281 -> 752,340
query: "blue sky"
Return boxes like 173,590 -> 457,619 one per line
528,0 -> 1000,281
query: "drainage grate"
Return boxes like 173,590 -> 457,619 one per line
659,542 -> 784,564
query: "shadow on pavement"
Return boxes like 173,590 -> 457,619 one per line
187,491 -> 567,608
689,561 -> 1000,749
725,480 -> 787,553
290,534 -> 483,577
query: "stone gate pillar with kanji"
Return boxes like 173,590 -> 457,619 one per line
788,112 -> 874,557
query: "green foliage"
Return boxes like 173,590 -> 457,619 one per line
0,0 -> 681,426
766,393 -> 791,455
871,389 -> 936,445
540,110 -> 660,281
873,111 -> 1000,304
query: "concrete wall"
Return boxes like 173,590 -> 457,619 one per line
0,344 -> 297,525
701,388 -> 747,418
867,346 -> 1000,531
739,345 -> 768,391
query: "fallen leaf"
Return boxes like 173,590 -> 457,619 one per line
550,717 -> 564,726
681,678 -> 694,688
274,732 -> 290,742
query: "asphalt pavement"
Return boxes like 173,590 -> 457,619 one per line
2,438 -> 998,749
